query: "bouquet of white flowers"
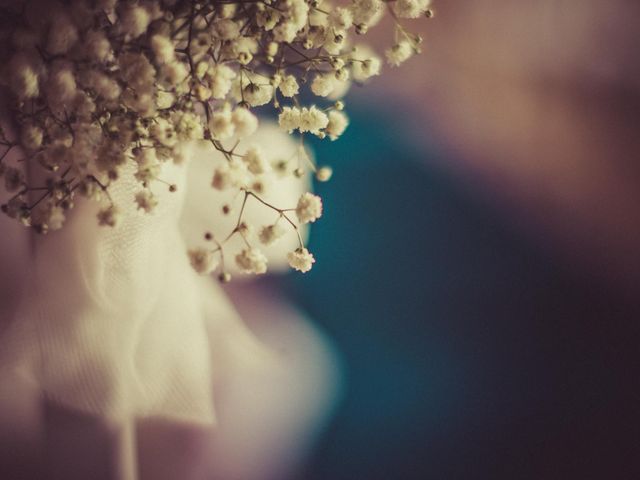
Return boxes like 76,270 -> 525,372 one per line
0,0 -> 432,278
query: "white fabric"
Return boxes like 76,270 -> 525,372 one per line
0,124 -> 304,423
0,124 -> 341,479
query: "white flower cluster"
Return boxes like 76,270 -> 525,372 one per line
0,0 -> 433,276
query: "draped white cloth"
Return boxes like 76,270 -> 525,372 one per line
0,125 -> 341,479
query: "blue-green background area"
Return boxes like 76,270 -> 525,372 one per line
271,106 -> 640,479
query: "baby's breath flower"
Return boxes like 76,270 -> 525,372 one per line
350,0 -> 384,27
97,205 -> 121,227
351,46 -> 382,82
243,146 -> 271,175
330,7 -> 354,31
316,166 -> 333,182
150,117 -> 178,147
212,19 -> 241,41
7,53 -> 40,99
173,111 -> 204,141
296,192 -> 323,224
21,124 -> 43,151
188,248 -> 218,275
326,111 -> 349,140
135,190 -> 158,213
150,35 -> 176,65
208,64 -> 237,99
311,73 -> 337,97
259,223 -> 287,246
48,206 -> 66,231
134,147 -> 158,168
278,106 -> 302,133
84,30 -> 111,62
156,90 -> 176,109
279,75 -> 300,98
212,158 -> 250,190
209,110 -> 235,140
394,0 -> 432,19
82,70 -> 121,101
237,221 -> 253,238
243,84 -> 274,107
287,248 -> 316,273
231,108 -> 258,138
161,61 -> 189,85
299,106 -> 329,135
211,167 -> 232,191
386,40 -> 414,66
119,5 -> 151,39
235,248 -> 268,275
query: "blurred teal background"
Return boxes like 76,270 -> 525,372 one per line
270,104 -> 640,479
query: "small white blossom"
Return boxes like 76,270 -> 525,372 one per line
173,111 -> 204,141
288,0 -> 310,27
323,30 -> 346,56
249,176 -> 272,195
326,110 -> 349,140
211,167 -> 232,191
48,206 -> 66,231
150,117 -> 178,147
188,248 -> 218,275
330,7 -> 354,31
118,54 -> 155,90
299,106 -> 329,135
266,41 -> 279,57
156,90 -> 176,109
208,64 -> 237,99
311,73 -> 336,97
82,70 -> 121,101
279,75 -> 300,97
194,84 -> 212,101
135,190 -> 158,213
259,223 -> 287,246
350,0 -> 384,27
209,110 -> 235,140
212,158 -> 250,190
212,19 -> 241,40
316,166 -> 333,182
231,108 -> 258,138
161,61 -> 189,85
243,146 -> 271,175
386,40 -> 414,66
257,9 -> 281,31
278,106 -> 301,133
273,22 -> 299,44
150,35 -> 175,64
84,30 -> 111,62
21,124 -> 43,151
47,63 -> 77,108
287,248 -> 315,273
235,248 -> 268,274
135,147 -> 158,168
8,53 -> 39,99
296,192 -> 323,224
394,0 -> 431,19
351,46 -> 382,82
120,5 -> 151,39
97,205 -> 121,227
243,84 -> 274,107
